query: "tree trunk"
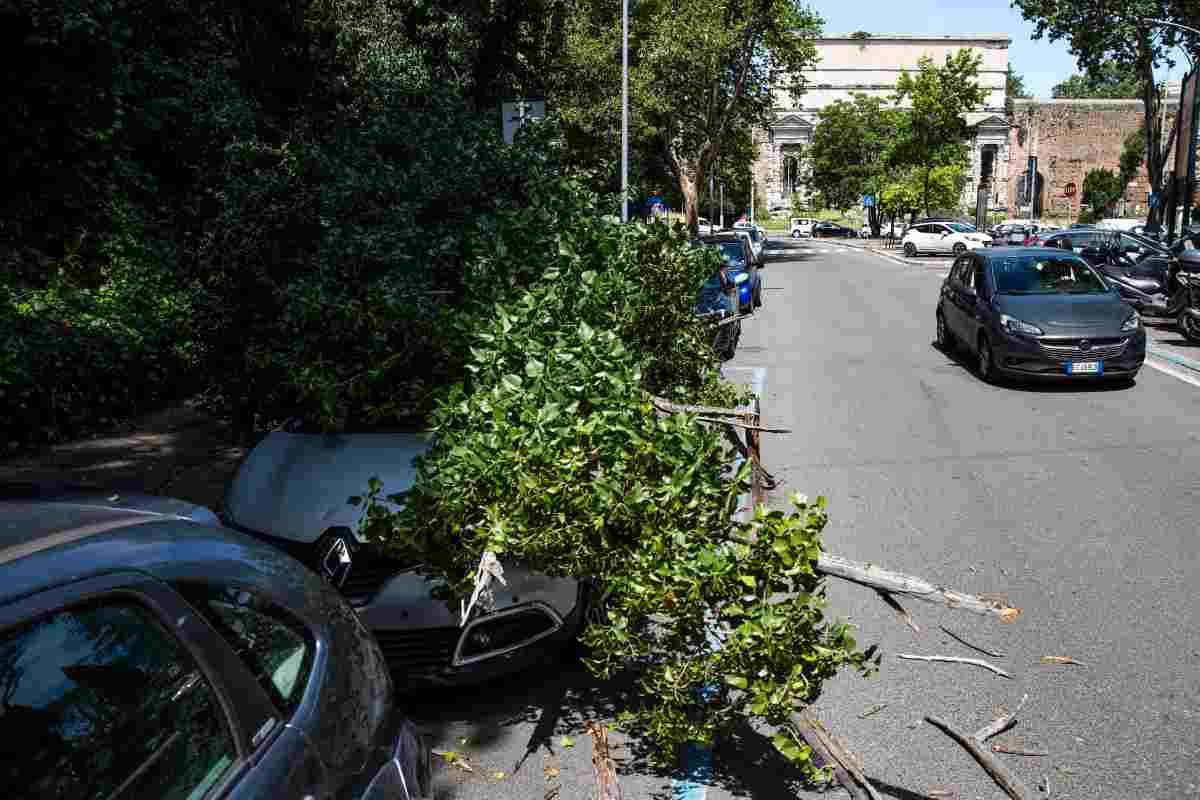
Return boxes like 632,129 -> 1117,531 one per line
680,167 -> 701,237
1139,43 -> 1163,226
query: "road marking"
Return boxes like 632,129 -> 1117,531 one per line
1145,354 -> 1200,389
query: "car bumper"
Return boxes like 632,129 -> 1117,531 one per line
991,328 -> 1147,379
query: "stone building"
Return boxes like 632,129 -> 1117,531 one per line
754,33 -> 1012,213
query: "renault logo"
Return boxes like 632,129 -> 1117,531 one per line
1078,339 -> 1091,352
317,530 -> 354,587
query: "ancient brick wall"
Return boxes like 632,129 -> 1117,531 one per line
1007,99 -> 1175,220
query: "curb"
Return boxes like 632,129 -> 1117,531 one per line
1146,344 -> 1200,375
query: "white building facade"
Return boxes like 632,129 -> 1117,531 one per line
755,33 -> 1013,214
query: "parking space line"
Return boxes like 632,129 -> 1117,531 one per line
1145,354 -> 1200,389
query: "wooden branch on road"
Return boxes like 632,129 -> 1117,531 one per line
815,554 -> 1022,623
896,654 -> 1012,679
924,716 -> 1030,800
649,396 -> 756,419
788,709 -> 878,800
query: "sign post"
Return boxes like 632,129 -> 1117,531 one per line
501,99 -> 545,144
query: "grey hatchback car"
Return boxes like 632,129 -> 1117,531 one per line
0,492 -> 429,800
936,247 -> 1146,383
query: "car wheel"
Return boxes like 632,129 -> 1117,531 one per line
977,334 -> 996,383
1179,310 -> 1200,344
952,242 -> 967,256
936,308 -> 955,351
903,242 -> 917,258
792,230 -> 801,239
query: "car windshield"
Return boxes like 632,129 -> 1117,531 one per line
992,255 -> 1109,295
716,242 -> 745,267
946,222 -> 975,232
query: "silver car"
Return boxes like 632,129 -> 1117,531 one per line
224,430 -> 586,688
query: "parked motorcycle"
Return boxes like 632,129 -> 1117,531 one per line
1171,249 -> 1200,343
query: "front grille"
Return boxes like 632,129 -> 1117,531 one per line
373,627 -> 460,681
338,547 -> 418,603
1037,337 -> 1128,361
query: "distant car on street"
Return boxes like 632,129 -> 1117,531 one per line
902,221 -> 992,256
811,221 -> 856,238
0,490 -> 430,800
790,217 -> 817,238
935,246 -> 1145,384
859,224 -> 872,238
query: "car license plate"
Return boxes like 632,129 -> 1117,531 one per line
1066,361 -> 1103,375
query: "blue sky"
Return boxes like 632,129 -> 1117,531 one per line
814,1 -> 1189,99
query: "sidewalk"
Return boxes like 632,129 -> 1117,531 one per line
1144,319 -> 1200,377
0,400 -> 249,512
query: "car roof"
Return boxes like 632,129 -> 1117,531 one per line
0,502 -> 165,565
699,234 -> 743,243
983,246 -> 1087,260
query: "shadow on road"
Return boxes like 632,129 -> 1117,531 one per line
930,341 -> 1137,393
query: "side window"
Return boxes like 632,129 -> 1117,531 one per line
951,255 -> 971,284
0,602 -> 235,799
176,584 -> 313,716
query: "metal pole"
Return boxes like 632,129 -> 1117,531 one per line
709,172 -> 715,235
620,0 -> 629,222
1185,68 -> 1200,230
750,174 -> 755,224
720,179 -> 725,229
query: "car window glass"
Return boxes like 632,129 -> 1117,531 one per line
973,261 -> 987,295
176,584 -> 313,716
0,602 -> 235,799
993,256 -> 1108,295
950,256 -> 969,284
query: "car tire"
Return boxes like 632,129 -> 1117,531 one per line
903,242 -> 917,258
936,308 -> 955,351
1179,310 -> 1200,344
953,242 -> 967,256
977,334 -> 997,383
792,230 -> 800,239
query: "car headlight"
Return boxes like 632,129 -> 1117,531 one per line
1121,310 -> 1140,332
1000,314 -> 1044,336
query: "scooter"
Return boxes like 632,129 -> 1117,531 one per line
1079,236 -> 1173,316
1170,250 -> 1200,343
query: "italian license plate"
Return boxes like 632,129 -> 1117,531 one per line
1067,361 -> 1103,375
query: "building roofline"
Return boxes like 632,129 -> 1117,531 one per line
1012,97 -> 1148,106
816,33 -> 1013,43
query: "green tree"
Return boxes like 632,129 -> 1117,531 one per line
1082,167 -> 1124,214
889,50 -> 988,215
1012,0 -> 1200,225
1006,65 -> 1033,115
1051,60 -> 1143,98
551,0 -> 823,234
807,94 -> 903,218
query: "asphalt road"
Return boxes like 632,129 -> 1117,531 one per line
409,239 -> 1200,800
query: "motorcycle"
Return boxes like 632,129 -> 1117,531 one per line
1079,233 -> 1173,317
1170,250 -> 1200,344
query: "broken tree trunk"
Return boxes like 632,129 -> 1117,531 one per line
924,716 -> 1030,800
585,722 -> 623,800
789,709 -> 879,800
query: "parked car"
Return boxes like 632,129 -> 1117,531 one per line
732,225 -> 766,266
698,233 -> 760,311
811,221 -> 856,238
224,433 -> 588,689
698,217 -> 719,235
790,217 -> 817,238
991,224 -> 1035,246
693,260 -> 746,360
0,490 -> 430,800
859,224 -> 872,238
1095,218 -> 1143,233
1029,226 -> 1108,252
902,221 -> 992,256
935,246 -> 1145,384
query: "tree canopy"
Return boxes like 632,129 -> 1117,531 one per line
806,95 -> 903,211
1052,60 -> 1143,98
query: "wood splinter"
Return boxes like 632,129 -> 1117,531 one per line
896,653 -> 1013,679
876,589 -> 921,633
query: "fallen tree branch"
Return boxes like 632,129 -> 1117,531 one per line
815,554 -> 1022,622
896,654 -> 1012,679
972,714 -> 1016,743
649,396 -> 756,419
939,625 -> 1005,658
789,709 -> 880,800
719,424 -> 779,491
696,416 -> 792,433
876,589 -> 921,633
992,745 -> 1048,757
924,716 -> 1030,800
585,722 -> 623,800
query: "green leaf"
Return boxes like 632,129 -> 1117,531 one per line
578,321 -> 595,341
560,736 -> 575,748
739,575 -> 757,589
525,358 -> 545,378
724,674 -> 748,689
501,373 -> 523,391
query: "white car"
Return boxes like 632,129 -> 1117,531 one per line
790,217 -> 817,238
698,217 -> 720,235
901,221 -> 992,257
859,224 -> 872,238
732,226 -> 766,264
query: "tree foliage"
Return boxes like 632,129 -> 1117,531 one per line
1051,60 -> 1143,98
807,95 -> 903,211
1082,167 -> 1124,214
889,51 -> 987,216
551,0 -> 823,233
1006,65 -> 1033,115
1012,0 -> 1200,223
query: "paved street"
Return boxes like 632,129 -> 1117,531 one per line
409,238 -> 1200,800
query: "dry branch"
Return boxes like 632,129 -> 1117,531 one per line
992,745 -> 1048,757
816,554 -> 1022,622
696,416 -> 792,433
585,722 -> 623,800
876,590 -> 921,633
939,625 -> 1004,658
924,716 -> 1031,800
896,654 -> 1012,679
789,709 -> 880,800
972,714 -> 1016,743
649,395 -> 756,418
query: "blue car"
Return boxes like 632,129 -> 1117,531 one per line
695,234 -> 759,313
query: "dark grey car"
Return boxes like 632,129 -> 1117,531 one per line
0,493 -> 430,800
936,247 -> 1146,383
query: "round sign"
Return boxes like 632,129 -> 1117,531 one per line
1064,182 -> 1077,197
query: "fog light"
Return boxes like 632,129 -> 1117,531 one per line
454,604 -> 561,665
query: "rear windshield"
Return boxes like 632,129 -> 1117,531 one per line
992,255 -> 1109,295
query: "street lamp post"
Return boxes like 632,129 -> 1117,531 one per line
620,0 -> 629,222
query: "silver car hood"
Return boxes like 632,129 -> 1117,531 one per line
226,431 -> 432,544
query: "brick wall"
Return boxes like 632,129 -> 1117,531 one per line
1007,99 -> 1175,220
